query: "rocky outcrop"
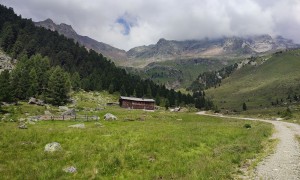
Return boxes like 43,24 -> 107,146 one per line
28,97 -> 45,106
0,50 -> 15,73
35,19 -> 127,62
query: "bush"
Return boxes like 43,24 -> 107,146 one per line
243,124 -> 252,129
281,107 -> 293,119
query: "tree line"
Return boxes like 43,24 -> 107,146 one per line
0,5 -> 213,109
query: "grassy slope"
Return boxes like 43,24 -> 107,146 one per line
0,91 -> 272,179
206,49 -> 300,111
132,59 -> 232,89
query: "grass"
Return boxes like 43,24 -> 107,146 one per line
207,49 -> 300,111
0,91 -> 273,179
0,112 -> 272,179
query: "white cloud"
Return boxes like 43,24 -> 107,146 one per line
2,0 -> 300,50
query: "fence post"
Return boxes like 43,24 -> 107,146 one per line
63,115 -> 64,121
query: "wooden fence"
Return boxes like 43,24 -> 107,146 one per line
39,114 -> 100,121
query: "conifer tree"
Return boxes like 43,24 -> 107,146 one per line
0,70 -> 12,102
48,66 -> 71,105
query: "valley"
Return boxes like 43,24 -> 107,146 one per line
1,2 -> 300,180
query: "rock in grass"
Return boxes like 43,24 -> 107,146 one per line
63,166 -> 77,173
68,123 -> 85,129
94,122 -> 103,127
104,113 -> 117,121
18,123 -> 28,129
44,142 -> 62,152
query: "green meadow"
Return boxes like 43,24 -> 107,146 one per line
0,91 -> 273,179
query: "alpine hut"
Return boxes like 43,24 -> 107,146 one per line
119,96 -> 155,110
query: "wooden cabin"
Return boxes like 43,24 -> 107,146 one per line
119,96 -> 155,110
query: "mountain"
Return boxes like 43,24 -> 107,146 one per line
35,19 -> 299,68
204,49 -> 300,111
127,35 -> 299,65
34,19 -> 127,62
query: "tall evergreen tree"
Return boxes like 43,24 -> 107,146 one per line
0,70 -> 12,102
243,102 -> 247,111
27,68 -> 38,97
71,72 -> 81,91
48,66 -> 71,105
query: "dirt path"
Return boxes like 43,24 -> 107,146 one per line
196,112 -> 300,179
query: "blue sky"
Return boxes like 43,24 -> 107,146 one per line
2,0 -> 300,50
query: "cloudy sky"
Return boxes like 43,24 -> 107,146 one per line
2,0 -> 300,50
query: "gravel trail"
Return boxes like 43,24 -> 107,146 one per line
196,112 -> 300,179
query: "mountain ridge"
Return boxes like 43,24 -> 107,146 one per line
34,19 -> 128,62
35,19 -> 299,68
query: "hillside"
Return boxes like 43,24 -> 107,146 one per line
35,19 -> 127,62
127,58 -> 233,89
205,49 -> 300,111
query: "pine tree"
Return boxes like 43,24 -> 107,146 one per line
120,85 -> 126,96
27,68 -> 38,97
71,72 -> 81,91
48,66 -> 71,105
155,94 -> 161,106
165,99 -> 170,110
0,70 -> 12,102
146,84 -> 152,98
243,102 -> 247,111
108,83 -> 114,94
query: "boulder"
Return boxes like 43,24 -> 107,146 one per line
18,123 -> 28,129
28,97 -> 37,104
28,97 -> 44,106
104,113 -> 117,121
61,109 -> 75,116
68,123 -> 85,129
44,142 -> 62,152
63,166 -> 77,173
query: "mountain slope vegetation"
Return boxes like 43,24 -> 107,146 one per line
204,49 -> 300,111
0,5 -> 201,107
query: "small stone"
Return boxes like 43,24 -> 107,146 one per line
63,166 -> 77,173
68,123 -> 85,129
104,113 -> 117,121
18,123 -> 28,129
44,142 -> 62,152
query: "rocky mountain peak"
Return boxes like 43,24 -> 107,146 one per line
157,38 -> 168,44
43,18 -> 54,24
34,19 -> 127,62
